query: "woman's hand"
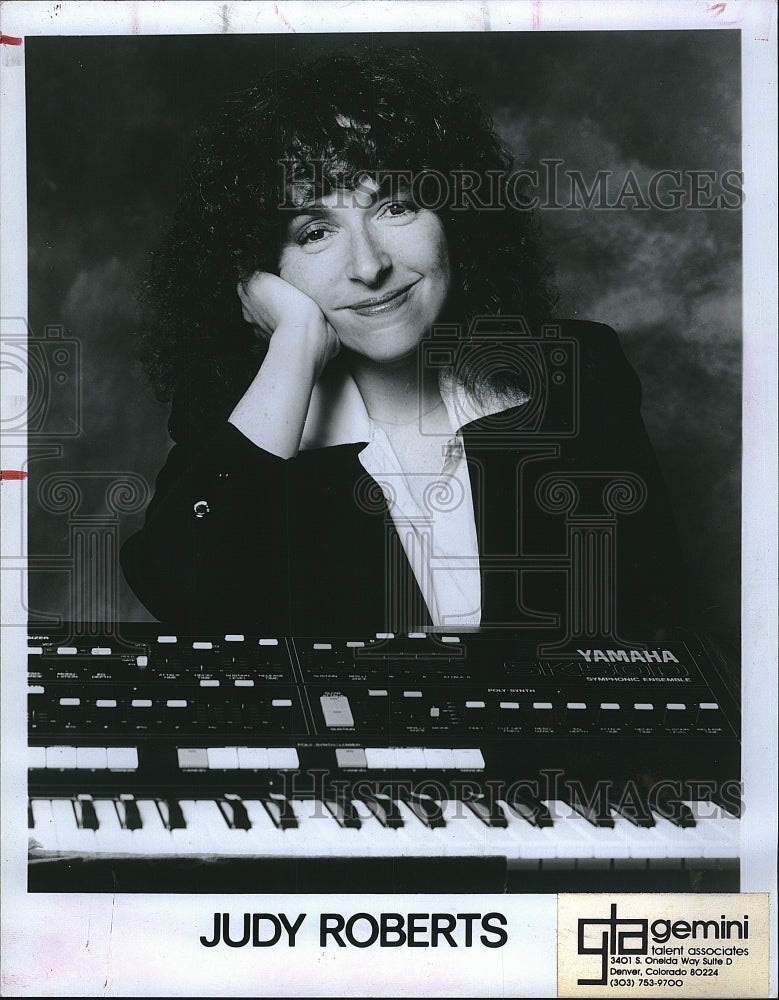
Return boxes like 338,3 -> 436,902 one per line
229,273 -> 340,459
238,272 -> 340,373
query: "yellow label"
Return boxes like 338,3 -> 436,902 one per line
558,893 -> 770,998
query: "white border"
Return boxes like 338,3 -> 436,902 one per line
1,2 -> 776,996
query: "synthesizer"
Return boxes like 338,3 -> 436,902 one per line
26,626 -> 741,892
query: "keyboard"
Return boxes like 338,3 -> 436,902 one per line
27,626 -> 740,892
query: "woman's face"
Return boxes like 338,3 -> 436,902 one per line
278,178 -> 450,364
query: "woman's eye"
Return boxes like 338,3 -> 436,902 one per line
298,225 -> 329,246
384,201 -> 414,217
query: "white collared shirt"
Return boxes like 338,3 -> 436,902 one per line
299,362 -> 528,627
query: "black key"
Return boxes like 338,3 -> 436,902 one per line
710,788 -> 742,818
561,785 -> 615,828
463,794 -> 508,828
74,795 -> 99,830
262,793 -> 298,830
357,790 -> 404,828
157,798 -> 187,830
399,789 -> 446,828
116,795 -> 143,830
650,789 -> 696,828
504,788 -> 553,828
323,788 -> 361,829
219,794 -> 252,830
608,783 -> 655,828
28,800 -> 35,829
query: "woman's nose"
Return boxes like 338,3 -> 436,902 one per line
345,226 -> 392,285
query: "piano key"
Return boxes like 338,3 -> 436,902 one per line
156,798 -> 187,831
562,804 -> 646,862
289,799 -> 344,857
392,799 -> 486,858
348,800 -> 404,856
260,792 -> 299,830
399,789 -> 446,828
463,794 -> 508,828
651,813 -> 708,859
538,801 -> 602,858
116,795 -> 143,830
240,798 -> 308,858
681,801 -> 740,858
504,788 -> 553,828
560,787 -> 614,827
322,788 -> 362,828
49,799 -> 97,853
651,791 -> 696,827
191,799 -> 234,849
73,795 -> 100,830
608,785 -> 656,828
133,799 -> 177,855
710,787 -> 742,817
167,800 -> 216,854
355,790 -> 404,828
29,799 -> 59,852
91,799 -> 130,855
219,794 -> 252,830
492,799 -> 563,860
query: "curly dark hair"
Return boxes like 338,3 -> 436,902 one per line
139,45 -> 557,417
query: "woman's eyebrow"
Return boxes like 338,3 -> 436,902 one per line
286,204 -> 331,221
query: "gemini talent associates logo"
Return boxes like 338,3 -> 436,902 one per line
575,903 -> 749,986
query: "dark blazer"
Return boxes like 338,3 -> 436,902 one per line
121,320 -> 688,637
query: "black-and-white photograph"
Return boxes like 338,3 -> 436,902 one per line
1,3 -> 776,996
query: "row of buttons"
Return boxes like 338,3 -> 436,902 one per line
28,745 -> 138,769
30,692 -> 293,707
172,745 -> 486,771
177,746 -> 300,770
29,638 -> 280,654
310,635 -> 460,650
337,747 -> 486,770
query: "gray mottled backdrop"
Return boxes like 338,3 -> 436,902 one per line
24,31 -> 741,634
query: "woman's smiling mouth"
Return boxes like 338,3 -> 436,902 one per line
345,280 -> 419,316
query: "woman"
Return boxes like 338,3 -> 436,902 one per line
121,46 -> 687,637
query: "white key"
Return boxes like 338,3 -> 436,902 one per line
682,801 -> 740,858
349,799 -> 404,858
391,799 -> 482,858
29,799 -> 59,852
498,799 -> 571,860
190,799 -> 232,853
168,800 -> 212,854
457,798 -> 533,861
293,799 -> 344,857
91,799 -> 128,856
542,801 -> 608,859
133,799 -> 177,856
552,802 -> 631,860
609,814 -> 669,859
439,799 -> 505,859
242,799 -> 308,858
209,799 -> 257,856
651,814 -> 707,859
50,799 -> 97,854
